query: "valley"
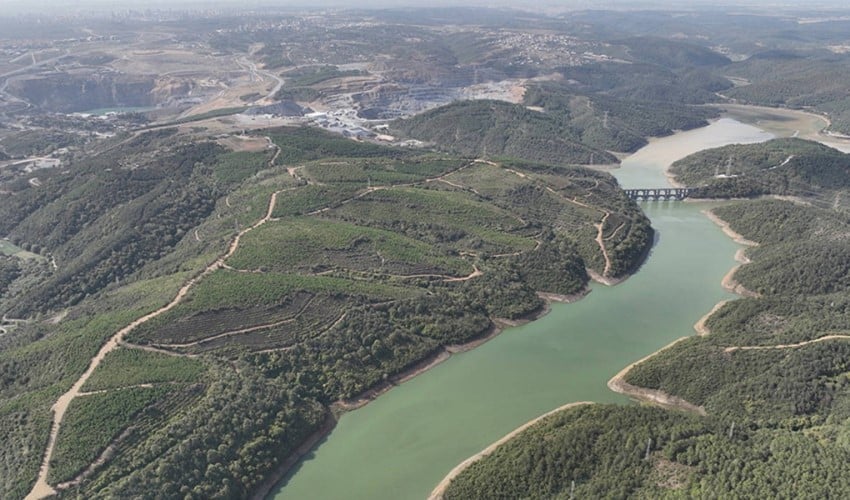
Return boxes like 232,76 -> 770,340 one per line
1,4 -> 850,500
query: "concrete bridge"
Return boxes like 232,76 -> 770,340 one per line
623,188 -> 694,201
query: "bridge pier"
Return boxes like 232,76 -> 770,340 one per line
623,187 -> 693,201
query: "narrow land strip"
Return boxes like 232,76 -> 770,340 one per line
607,336 -> 707,416
427,401 -> 594,500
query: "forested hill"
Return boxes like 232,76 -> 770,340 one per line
444,198 -> 850,499
391,93 -> 717,166
723,53 -> 850,135
390,99 -> 618,166
0,125 -> 652,499
670,138 -> 850,203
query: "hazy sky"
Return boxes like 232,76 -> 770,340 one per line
1,0 -> 849,15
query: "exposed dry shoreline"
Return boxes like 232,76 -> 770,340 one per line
251,412 -> 337,500
424,104 -> 833,500
607,208 -> 757,415
702,210 -> 760,297
427,401 -> 594,500
701,210 -> 758,246
606,336 -> 707,415
257,287 -> 590,497
693,300 -> 730,336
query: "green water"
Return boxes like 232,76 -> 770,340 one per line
273,118 -> 773,500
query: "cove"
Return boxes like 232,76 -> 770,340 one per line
272,118 -> 773,500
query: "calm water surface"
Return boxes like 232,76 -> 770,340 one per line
273,118 -> 773,500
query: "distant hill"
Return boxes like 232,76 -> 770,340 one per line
524,84 -> 719,151
723,55 -> 850,134
670,138 -> 850,200
618,36 -> 732,69
392,91 -> 718,165
391,99 -> 618,165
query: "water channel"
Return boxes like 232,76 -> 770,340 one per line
273,117 -> 791,499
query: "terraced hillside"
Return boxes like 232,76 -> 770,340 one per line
671,138 -> 850,207
0,125 -> 651,499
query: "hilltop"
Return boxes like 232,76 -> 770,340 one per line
391,95 -> 716,166
670,138 -> 850,205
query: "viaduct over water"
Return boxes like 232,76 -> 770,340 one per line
623,188 -> 694,201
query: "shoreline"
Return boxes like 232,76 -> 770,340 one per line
587,268 -> 626,286
261,286 -> 591,498
607,208 -> 760,416
427,401 -> 594,500
701,209 -> 761,297
701,209 -> 759,246
262,110 -> 773,499
251,411 -> 337,500
693,300 -> 730,336
606,335 -> 706,415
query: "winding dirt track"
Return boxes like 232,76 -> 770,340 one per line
501,166 -> 614,280
724,334 -> 850,353
25,141 -> 285,500
25,156 -> 572,498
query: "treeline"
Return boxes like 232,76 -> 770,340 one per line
67,364 -> 327,499
392,84 -> 720,168
445,404 -> 850,499
627,199 -> 850,423
0,256 -> 21,296
524,84 -> 718,153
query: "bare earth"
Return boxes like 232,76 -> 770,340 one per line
725,334 -> 850,353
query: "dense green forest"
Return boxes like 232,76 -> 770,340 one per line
391,93 -> 718,165
446,198 -> 850,498
670,138 -> 850,204
0,125 -> 651,499
723,53 -> 850,134
390,99 -> 618,165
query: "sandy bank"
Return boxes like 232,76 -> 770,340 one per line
702,210 -> 760,297
427,401 -> 594,500
720,249 -> 759,298
693,300 -> 731,336
606,336 -> 706,416
701,210 -> 758,247
606,208 -> 759,417
587,268 -> 626,286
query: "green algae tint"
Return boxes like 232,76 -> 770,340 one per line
273,118 -> 772,500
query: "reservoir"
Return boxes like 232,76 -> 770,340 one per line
273,118 -> 777,499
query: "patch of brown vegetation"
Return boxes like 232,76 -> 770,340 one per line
217,135 -> 269,153
649,455 -> 695,490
